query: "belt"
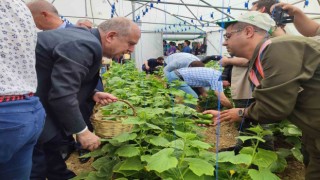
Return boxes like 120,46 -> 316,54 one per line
174,70 -> 184,81
0,93 -> 34,103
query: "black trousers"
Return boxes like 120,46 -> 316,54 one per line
30,133 -> 76,180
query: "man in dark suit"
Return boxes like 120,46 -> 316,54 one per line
27,0 -> 102,163
30,17 -> 141,180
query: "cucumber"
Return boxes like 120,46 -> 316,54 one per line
197,113 -> 213,120
194,119 -> 212,125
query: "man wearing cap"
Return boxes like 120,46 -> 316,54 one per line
205,11 -> 320,179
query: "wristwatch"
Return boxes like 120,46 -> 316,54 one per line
238,108 -> 245,118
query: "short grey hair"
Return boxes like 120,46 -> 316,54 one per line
76,19 -> 92,24
27,0 -> 59,15
233,22 -> 268,36
98,17 -> 134,37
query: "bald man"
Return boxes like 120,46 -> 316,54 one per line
30,17 -> 141,179
27,0 -> 70,30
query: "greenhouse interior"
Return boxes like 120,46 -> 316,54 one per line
2,0 -> 320,179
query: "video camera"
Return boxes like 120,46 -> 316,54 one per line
272,6 -> 294,26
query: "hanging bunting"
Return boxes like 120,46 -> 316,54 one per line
244,1 -> 249,9
150,3 -> 154,8
146,7 -> 148,12
200,16 -> 203,21
227,6 -> 231,14
191,19 -> 194,23
210,12 -> 214,18
304,0 -> 309,7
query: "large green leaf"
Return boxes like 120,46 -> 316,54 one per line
86,172 -> 108,180
189,140 -> 211,149
169,139 -> 185,150
184,158 -> 214,176
119,157 -> 144,171
199,151 -> 215,162
149,136 -> 170,147
115,145 -> 140,157
216,151 -> 251,165
237,135 -> 265,143
216,151 -> 234,162
141,155 -> 151,162
146,148 -> 178,173
92,157 -> 109,170
174,130 -> 197,140
122,117 -> 146,125
252,148 -> 278,168
248,169 -> 280,180
113,132 -> 137,143
230,154 -> 252,165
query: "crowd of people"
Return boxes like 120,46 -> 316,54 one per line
1,0 -> 320,179
163,40 -> 206,56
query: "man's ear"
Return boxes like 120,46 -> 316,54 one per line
105,31 -> 117,43
244,26 -> 255,38
260,6 -> 266,13
41,11 -> 49,17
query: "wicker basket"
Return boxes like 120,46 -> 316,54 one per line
91,99 -> 136,138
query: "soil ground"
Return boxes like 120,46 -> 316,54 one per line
67,123 -> 305,179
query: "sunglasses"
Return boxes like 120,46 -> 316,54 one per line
223,29 -> 243,40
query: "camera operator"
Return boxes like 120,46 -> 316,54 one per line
272,2 -> 320,37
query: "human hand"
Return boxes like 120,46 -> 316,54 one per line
76,129 -> 101,151
146,65 -> 150,70
222,80 -> 231,87
271,2 -> 300,16
214,108 -> 243,125
93,92 -> 118,105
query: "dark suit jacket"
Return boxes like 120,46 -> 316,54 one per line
35,27 -> 102,142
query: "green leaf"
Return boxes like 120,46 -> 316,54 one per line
174,130 -> 197,140
247,125 -> 264,134
144,123 -> 163,130
169,139 -> 185,150
113,132 -> 137,143
92,157 -> 109,170
291,147 -> 303,162
269,154 -> 287,173
85,148 -> 103,158
231,154 -> 252,165
146,148 -> 178,173
141,155 -> 152,162
252,148 -> 278,168
119,157 -> 144,171
184,158 -> 214,176
199,151 -> 215,162
122,116 -> 146,125
189,140 -> 211,150
115,145 -> 140,157
115,178 -> 128,180
185,147 -> 199,157
216,151 -> 234,162
239,147 -> 254,155
149,136 -> 170,147
248,169 -> 280,180
237,135 -> 265,143
86,172 -> 107,180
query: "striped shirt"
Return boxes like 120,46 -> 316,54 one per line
177,67 -> 223,92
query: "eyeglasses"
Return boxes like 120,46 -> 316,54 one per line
223,29 -> 243,40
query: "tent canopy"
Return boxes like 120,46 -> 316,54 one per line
24,0 -> 320,40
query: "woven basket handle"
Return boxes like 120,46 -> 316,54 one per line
94,99 -> 137,116
117,99 -> 137,116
